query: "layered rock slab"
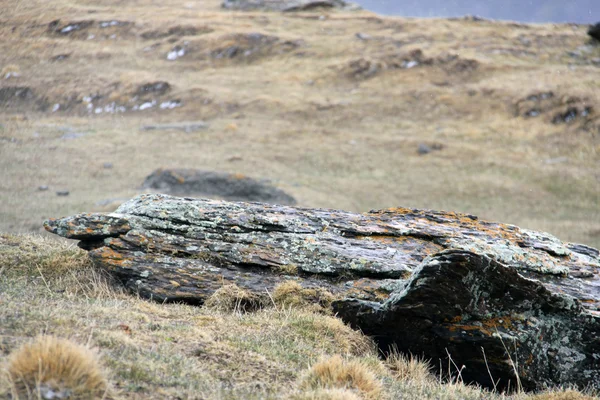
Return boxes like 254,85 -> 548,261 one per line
44,194 -> 600,391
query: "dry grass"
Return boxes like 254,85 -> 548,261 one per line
203,283 -> 266,312
6,335 -> 110,399
0,233 -> 597,399
0,0 -> 599,250
385,350 -> 433,383
0,233 -> 91,279
289,388 -> 362,400
298,355 -> 383,399
273,280 -> 337,312
0,233 -> 122,299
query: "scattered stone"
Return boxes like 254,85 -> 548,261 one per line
4,72 -> 20,79
588,22 -> 600,41
417,143 -> 443,155
51,20 -> 94,36
167,45 -> 186,61
38,185 -> 49,191
141,169 -> 297,205
48,19 -> 134,40
515,92 -> 597,131
0,86 -> 34,107
45,194 -> 600,392
159,100 -> 181,110
140,121 -> 208,133
552,106 -> 592,124
210,33 -> 301,62
417,143 -> 431,155
99,20 -> 127,28
134,81 -> 171,97
1,65 -> 21,80
164,33 -> 303,65
56,190 -> 69,196
140,25 -> 213,40
345,49 -> 477,80
462,14 -> 488,22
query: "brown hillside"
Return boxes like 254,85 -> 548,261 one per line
0,0 -> 599,248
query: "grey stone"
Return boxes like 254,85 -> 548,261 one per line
141,168 -> 297,205
417,143 -> 431,154
44,194 -> 600,392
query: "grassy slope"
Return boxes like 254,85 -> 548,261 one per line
0,1 -> 599,398
1,234 -> 598,399
0,0 -> 598,248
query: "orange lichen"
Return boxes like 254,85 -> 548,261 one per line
372,207 -> 415,215
481,316 -> 515,330
526,353 -> 534,366
92,247 -> 127,267
447,324 -> 492,336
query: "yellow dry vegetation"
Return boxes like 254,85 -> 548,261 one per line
298,355 -> 383,399
273,280 -> 337,312
7,335 -> 111,400
0,0 -> 598,250
0,234 -> 598,399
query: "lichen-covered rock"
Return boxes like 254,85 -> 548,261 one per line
44,194 -> 600,391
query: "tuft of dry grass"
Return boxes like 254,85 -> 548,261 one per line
202,283 -> 266,312
385,350 -> 433,383
273,280 -> 337,312
6,335 -> 110,399
299,355 -> 383,400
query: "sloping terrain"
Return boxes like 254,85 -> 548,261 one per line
0,0 -> 599,251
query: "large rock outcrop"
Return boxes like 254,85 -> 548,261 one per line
44,194 -> 600,392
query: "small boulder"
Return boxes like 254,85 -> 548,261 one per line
141,168 -> 296,205
588,22 -> 600,41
